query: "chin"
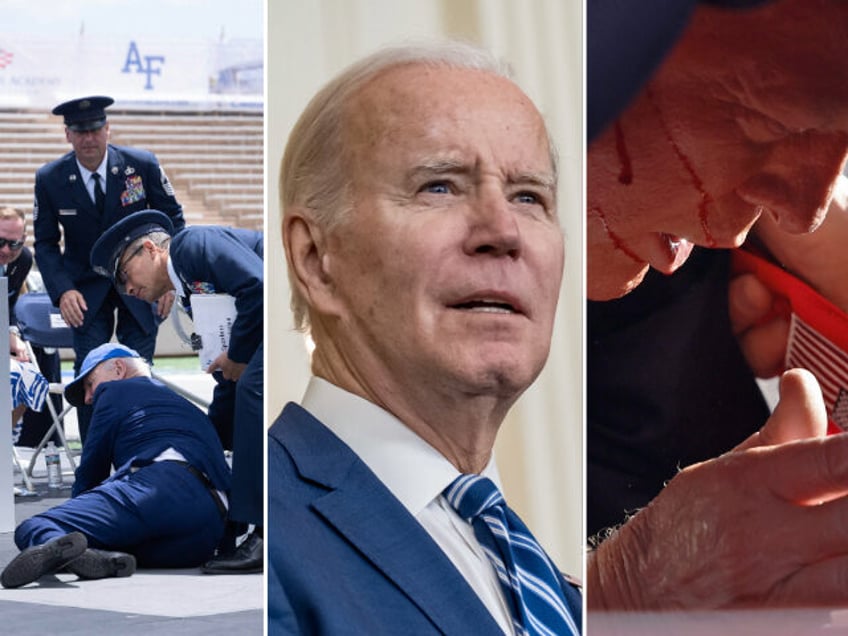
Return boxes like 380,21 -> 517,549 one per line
456,348 -> 546,398
587,266 -> 649,301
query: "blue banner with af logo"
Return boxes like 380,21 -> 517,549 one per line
0,34 -> 261,108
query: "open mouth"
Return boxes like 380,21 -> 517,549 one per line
450,298 -> 520,314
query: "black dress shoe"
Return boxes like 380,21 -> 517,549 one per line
202,531 -> 263,574
1,532 -> 87,589
65,548 -> 136,580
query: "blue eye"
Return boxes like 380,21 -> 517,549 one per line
515,191 -> 540,205
422,181 -> 451,194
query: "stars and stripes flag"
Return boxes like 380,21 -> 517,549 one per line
733,247 -> 848,434
0,48 -> 13,69
787,314 -> 848,432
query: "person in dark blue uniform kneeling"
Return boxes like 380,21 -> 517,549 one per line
0,343 -> 231,589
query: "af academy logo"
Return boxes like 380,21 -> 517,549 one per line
122,41 -> 165,90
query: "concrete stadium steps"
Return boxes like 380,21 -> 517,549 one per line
0,108 -> 264,233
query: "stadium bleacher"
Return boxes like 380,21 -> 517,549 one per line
0,108 -> 264,237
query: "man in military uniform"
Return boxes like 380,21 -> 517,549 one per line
91,210 -> 263,574
33,95 -> 185,441
0,206 -> 63,444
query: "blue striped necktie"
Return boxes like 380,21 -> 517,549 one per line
444,474 -> 580,636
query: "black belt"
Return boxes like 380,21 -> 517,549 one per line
171,460 -> 228,520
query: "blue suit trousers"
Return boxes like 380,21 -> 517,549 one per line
15,460 -> 225,568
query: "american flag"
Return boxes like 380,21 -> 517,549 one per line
0,48 -> 13,69
786,313 -> 848,432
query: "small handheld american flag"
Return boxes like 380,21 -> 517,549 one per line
733,248 -> 848,434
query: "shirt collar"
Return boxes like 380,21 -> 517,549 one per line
76,154 -> 108,183
166,257 -> 184,298
301,376 -> 501,517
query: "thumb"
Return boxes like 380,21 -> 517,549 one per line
733,368 -> 827,452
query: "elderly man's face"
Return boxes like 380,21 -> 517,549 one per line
587,0 -> 848,300
322,64 -> 563,399
121,241 -> 171,302
83,360 -> 118,405
0,216 -> 25,267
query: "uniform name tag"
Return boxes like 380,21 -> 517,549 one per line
58,209 -> 77,216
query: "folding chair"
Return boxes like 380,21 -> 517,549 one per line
12,292 -> 78,478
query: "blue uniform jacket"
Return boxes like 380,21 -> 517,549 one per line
72,376 -> 231,497
171,226 -> 263,365
267,403 -> 582,635
33,144 -> 185,332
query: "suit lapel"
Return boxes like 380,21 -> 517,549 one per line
62,155 -> 94,217
281,403 -> 504,635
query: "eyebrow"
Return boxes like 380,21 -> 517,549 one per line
408,160 -> 556,192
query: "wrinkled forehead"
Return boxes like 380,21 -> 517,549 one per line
663,0 -> 848,131
342,64 -> 554,169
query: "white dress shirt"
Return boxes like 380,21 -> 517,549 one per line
302,376 -> 514,635
76,156 -> 108,204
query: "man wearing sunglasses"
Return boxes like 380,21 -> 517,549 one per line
0,207 -> 31,359
33,95 -> 185,442
91,210 -> 264,575
0,206 -> 63,447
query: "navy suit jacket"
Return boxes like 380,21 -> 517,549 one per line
33,144 -> 184,332
171,226 -> 263,364
268,402 -> 582,635
6,246 -> 31,314
73,376 -> 230,497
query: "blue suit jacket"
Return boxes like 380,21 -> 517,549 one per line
73,376 -> 231,497
268,402 -> 582,635
171,226 -> 263,364
33,144 -> 185,332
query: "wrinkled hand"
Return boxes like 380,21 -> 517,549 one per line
729,272 -> 789,378
587,369 -> 848,610
58,289 -> 87,328
155,290 -> 176,319
206,352 -> 247,382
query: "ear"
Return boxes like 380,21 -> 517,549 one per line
142,238 -> 160,257
112,358 -> 128,379
64,128 -> 72,143
283,208 -> 344,318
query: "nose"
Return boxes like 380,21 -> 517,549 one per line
739,130 -> 848,234
463,186 -> 522,258
84,387 -> 94,405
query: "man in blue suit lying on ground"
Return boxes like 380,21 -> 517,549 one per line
89,210 -> 264,574
268,42 -> 582,635
0,343 -> 230,589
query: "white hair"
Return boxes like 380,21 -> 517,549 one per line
279,40 -> 558,332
